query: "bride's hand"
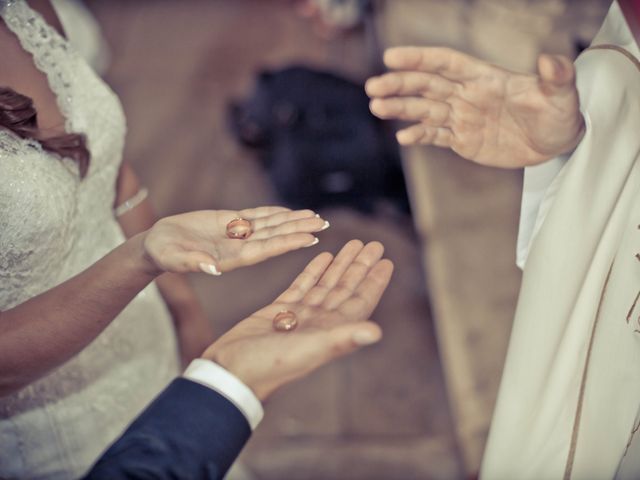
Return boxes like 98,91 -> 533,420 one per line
202,240 -> 394,400
142,207 -> 330,275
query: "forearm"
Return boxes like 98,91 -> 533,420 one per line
0,233 -> 158,395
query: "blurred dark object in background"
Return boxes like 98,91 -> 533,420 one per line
229,66 -> 409,214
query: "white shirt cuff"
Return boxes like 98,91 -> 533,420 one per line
182,358 -> 264,430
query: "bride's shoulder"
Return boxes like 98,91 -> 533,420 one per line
0,12 -> 32,81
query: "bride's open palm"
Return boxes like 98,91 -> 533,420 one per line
143,207 -> 329,275
204,240 -> 394,400
366,46 -> 585,167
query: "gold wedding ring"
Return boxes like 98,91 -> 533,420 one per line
273,310 -> 298,332
226,217 -> 253,239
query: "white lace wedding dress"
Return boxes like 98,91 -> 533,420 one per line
0,1 -> 180,478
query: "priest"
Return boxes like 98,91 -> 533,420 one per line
366,1 -> 640,478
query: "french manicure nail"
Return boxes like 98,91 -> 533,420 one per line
305,237 -> 320,247
321,220 -> 330,231
199,262 -> 222,276
352,330 -> 379,346
315,213 -> 321,218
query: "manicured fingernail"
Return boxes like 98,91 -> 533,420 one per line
315,213 -> 321,218
321,220 -> 330,231
199,263 -> 222,276
305,237 -> 320,247
352,330 -> 379,346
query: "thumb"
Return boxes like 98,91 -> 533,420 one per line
324,321 -> 383,359
537,54 -> 576,96
170,251 -> 221,276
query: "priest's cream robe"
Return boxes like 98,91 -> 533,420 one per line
481,2 -> 640,479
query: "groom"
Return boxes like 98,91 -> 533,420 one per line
84,240 -> 393,479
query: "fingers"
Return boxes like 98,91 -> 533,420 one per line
322,241 -> 385,310
288,322 -> 382,378
238,206 -> 291,220
323,321 -> 383,358
244,232 -> 320,266
537,53 -> 576,96
370,97 -> 450,124
276,252 -> 335,303
165,250 -> 221,276
251,215 -> 328,240
338,259 -> 394,319
251,209 -> 316,230
383,46 -> 480,81
303,239 -> 365,306
365,71 -> 456,101
233,208 -> 329,239
396,124 -> 453,147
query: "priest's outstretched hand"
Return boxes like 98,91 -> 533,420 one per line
366,47 -> 585,168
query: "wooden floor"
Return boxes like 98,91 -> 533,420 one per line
89,1 -> 463,478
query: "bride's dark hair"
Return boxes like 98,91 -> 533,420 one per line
0,86 -> 90,177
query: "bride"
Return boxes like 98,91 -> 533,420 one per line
0,0 -> 330,478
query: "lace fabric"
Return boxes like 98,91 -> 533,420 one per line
0,2 -> 180,479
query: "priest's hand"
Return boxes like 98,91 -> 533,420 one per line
365,46 -> 585,168
143,207 -> 329,276
202,240 -> 393,400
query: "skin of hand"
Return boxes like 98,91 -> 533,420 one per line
114,162 -> 325,366
142,207 -> 329,276
365,46 -> 585,168
202,240 -> 394,401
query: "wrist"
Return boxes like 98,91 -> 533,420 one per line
127,231 -> 163,277
202,344 -> 274,402
183,359 -> 264,430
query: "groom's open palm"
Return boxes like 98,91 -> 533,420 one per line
204,240 -> 394,400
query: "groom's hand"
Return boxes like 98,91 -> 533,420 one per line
201,240 -> 394,400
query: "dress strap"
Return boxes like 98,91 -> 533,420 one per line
0,0 -> 76,133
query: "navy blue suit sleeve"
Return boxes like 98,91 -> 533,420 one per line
83,378 -> 252,480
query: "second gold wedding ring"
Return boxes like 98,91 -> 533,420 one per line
226,217 -> 253,239
273,310 -> 298,332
